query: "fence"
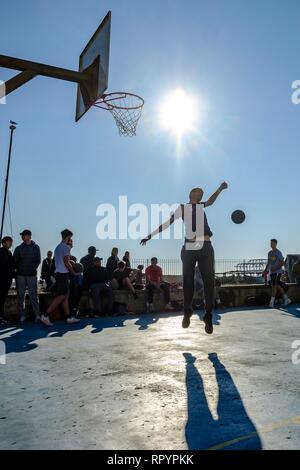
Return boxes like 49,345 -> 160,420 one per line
103,258 -> 268,278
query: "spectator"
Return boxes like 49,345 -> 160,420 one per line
44,229 -> 80,326
85,257 -> 113,315
68,251 -> 83,317
111,260 -> 138,299
292,259 -> 300,286
132,264 -> 145,290
145,257 -> 173,312
41,250 -> 53,290
0,236 -> 15,325
106,247 -> 119,280
122,251 -> 131,268
80,246 -> 98,272
263,239 -> 291,308
14,229 -> 41,324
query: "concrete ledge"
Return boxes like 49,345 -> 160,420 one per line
3,284 -> 300,321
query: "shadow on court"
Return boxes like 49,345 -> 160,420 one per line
279,305 -> 300,318
184,352 -> 262,450
0,312 -> 177,354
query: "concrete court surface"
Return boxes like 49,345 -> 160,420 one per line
0,305 -> 299,450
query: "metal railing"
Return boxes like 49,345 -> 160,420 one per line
102,258 -> 267,278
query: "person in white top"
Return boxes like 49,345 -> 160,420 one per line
41,229 -> 81,326
141,182 -> 228,334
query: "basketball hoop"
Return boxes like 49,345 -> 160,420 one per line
92,92 -> 144,136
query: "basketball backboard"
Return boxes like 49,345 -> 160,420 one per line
75,11 -> 111,122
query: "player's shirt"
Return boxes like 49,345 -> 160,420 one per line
173,203 -> 213,250
267,249 -> 284,274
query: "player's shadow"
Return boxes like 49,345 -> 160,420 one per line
183,352 -> 262,450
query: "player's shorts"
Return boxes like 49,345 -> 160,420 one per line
270,273 -> 281,286
55,273 -> 70,295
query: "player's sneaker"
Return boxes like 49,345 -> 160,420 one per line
66,316 -> 80,324
283,298 -> 292,307
203,313 -> 213,335
182,310 -> 192,329
269,300 -> 274,308
40,315 -> 53,327
165,303 -> 174,311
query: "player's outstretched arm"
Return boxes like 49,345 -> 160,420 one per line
140,213 -> 176,246
204,182 -> 228,207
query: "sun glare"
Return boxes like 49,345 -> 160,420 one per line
160,88 -> 199,138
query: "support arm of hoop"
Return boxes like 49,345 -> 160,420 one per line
0,54 -> 100,101
1,70 -> 37,97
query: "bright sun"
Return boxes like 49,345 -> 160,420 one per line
160,88 -> 198,138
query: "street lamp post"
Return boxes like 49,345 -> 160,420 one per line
0,121 -> 17,240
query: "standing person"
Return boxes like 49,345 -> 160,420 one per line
145,258 -> 173,312
41,250 -> 53,290
122,251 -> 131,268
80,246 -> 98,272
292,259 -> 300,286
141,182 -> 228,334
85,257 -> 113,315
44,229 -> 80,326
80,246 -> 98,288
68,252 -> 83,317
0,236 -> 15,325
14,229 -> 42,324
106,247 -> 119,280
263,239 -> 291,308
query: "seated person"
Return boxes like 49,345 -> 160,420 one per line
292,259 -> 300,286
111,261 -> 138,299
85,257 -> 113,315
145,257 -> 174,312
131,264 -> 145,290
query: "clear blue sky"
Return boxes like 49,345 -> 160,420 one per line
0,0 -> 299,263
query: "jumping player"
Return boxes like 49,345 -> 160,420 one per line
141,182 -> 228,334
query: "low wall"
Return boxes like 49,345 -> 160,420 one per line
3,283 -> 300,321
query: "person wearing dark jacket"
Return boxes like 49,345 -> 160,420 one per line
106,247 -> 119,280
0,236 -> 15,324
41,250 -> 53,290
13,229 -> 41,323
86,257 -> 113,314
80,246 -> 98,272
122,251 -> 131,268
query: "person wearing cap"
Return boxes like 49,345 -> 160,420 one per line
80,246 -> 99,272
80,246 -> 98,288
85,257 -> 113,315
43,229 -> 81,326
13,230 -> 41,323
0,236 -> 15,325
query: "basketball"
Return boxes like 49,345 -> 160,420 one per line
73,262 -> 84,273
231,210 -> 246,224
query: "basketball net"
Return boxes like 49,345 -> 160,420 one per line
92,92 -> 144,136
